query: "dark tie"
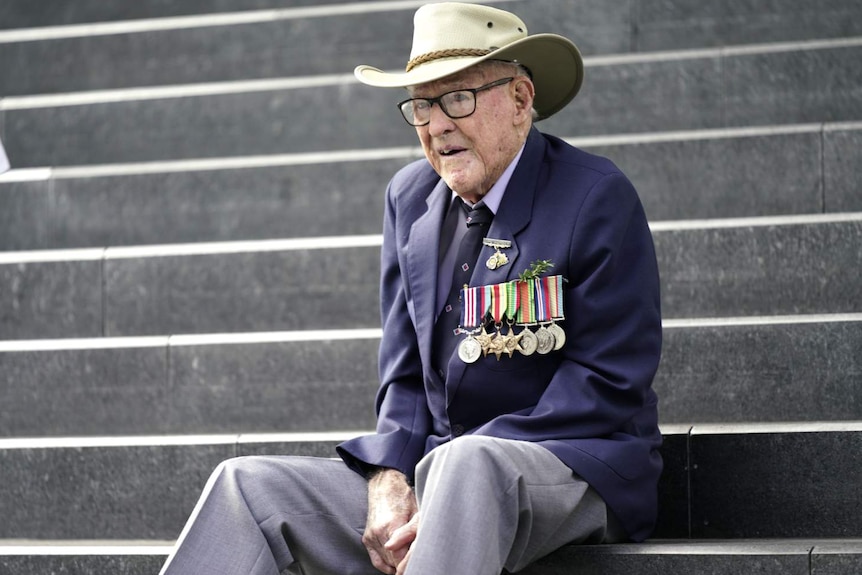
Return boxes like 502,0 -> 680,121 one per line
431,203 -> 494,374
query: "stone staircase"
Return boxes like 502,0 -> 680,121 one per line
1,0 -> 861,573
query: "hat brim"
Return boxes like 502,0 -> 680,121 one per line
354,34 -> 583,121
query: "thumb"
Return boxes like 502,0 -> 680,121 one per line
385,513 -> 419,550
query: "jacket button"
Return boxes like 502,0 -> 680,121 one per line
451,424 -> 465,437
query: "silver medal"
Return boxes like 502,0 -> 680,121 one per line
548,322 -> 566,350
517,328 -> 538,356
535,325 -> 555,355
458,335 -> 482,363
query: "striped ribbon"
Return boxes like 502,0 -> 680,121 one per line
546,275 -> 564,319
490,282 -> 508,324
506,280 -> 520,320
516,279 -> 535,324
534,277 -> 550,322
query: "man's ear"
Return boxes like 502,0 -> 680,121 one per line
512,78 -> 535,123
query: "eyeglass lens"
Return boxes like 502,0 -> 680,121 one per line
398,78 -> 513,126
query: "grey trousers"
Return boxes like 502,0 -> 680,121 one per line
159,436 -> 621,575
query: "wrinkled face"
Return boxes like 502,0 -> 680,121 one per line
408,64 -> 534,204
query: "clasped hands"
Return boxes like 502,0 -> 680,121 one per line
363,468 -> 419,575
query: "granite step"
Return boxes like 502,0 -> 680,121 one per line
0,316 -> 859,438
522,539 -> 862,575
2,40 -> 861,168
0,0 -> 366,29
3,539 -> 862,575
2,1 -> 861,95
1,425 -> 860,540
0,214 -> 860,339
2,122 -> 860,251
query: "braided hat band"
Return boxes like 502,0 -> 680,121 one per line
406,49 -> 492,73
354,3 -> 583,121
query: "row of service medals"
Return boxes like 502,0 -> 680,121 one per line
456,275 -> 566,363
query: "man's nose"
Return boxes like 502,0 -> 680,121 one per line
426,102 -> 455,135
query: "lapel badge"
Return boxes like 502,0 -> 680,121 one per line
483,238 -> 512,270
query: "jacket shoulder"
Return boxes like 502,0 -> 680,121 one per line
541,132 -> 625,180
387,158 -> 440,201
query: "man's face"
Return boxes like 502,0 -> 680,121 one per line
408,66 -> 532,204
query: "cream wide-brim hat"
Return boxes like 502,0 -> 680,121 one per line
354,2 -> 584,121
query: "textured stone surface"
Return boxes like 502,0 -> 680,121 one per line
656,220 -> 862,318
0,260 -> 102,339
0,339 -> 378,437
585,130 -> 823,221
11,540 -> 859,575
636,0 -> 862,50
0,439 -> 361,540
0,555 -> 165,575
0,0 -> 365,28
0,443 -> 233,539
522,541 -> 811,575
169,339 -> 379,433
47,158 -> 403,248
0,346 -> 169,437
656,321 -> 862,424
7,46 -> 862,167
0,1 -> 632,95
725,47 -> 862,128
0,180 -> 52,250
0,12 -> 413,96
2,84 -> 410,168
690,430 -> 862,538
824,125 -> 862,212
104,246 -> 381,335
545,57 -> 724,137
1,429 -> 859,541
1,124 -> 847,251
812,541 -> 862,574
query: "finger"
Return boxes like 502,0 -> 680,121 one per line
384,523 -> 417,550
366,547 -> 396,575
395,547 -> 412,575
363,532 -> 397,574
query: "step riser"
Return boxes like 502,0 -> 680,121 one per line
0,323 -> 859,437
0,555 -> 165,575
4,545 -> 861,575
657,322 -> 862,424
0,439 -> 341,540
1,431 -> 859,540
691,431 -> 862,538
523,542 -> 862,575
5,127 -> 862,250
0,0 -> 363,29
824,127 -> 862,212
0,339 -> 380,437
3,2 -> 862,95
1,221 -> 860,338
654,220 -> 862,318
637,0 -> 862,51
4,47 -> 862,167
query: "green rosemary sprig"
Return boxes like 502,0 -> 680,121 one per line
518,259 -> 554,281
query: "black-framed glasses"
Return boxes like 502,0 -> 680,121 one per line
397,77 -> 514,126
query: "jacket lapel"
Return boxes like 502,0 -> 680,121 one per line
406,178 -> 451,365
445,129 -> 546,402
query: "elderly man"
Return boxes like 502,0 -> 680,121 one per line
160,4 -> 661,575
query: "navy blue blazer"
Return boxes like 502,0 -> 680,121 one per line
338,128 -> 663,541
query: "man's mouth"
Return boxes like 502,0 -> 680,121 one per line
439,146 -> 466,157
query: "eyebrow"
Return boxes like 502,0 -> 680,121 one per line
408,75 -> 485,97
